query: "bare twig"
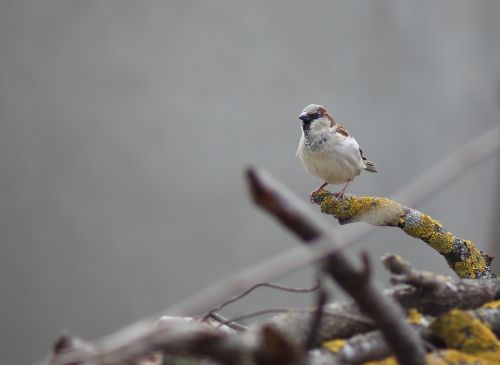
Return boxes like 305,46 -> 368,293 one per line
221,305 -> 371,331
262,301 -> 374,346
382,254 -> 500,315
323,308 -> 373,326
206,312 -> 248,331
247,168 -> 426,365
220,307 -> 301,327
201,279 -> 321,322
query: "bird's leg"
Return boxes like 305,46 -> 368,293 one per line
335,180 -> 351,201
309,182 -> 328,203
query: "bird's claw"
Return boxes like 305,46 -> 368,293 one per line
334,191 -> 346,201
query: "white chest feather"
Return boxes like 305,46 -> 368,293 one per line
297,131 -> 365,185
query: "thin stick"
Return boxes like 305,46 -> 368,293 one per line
207,312 -> 248,331
218,305 -> 373,331
201,279 -> 321,322
323,308 -> 373,325
219,307 -> 299,327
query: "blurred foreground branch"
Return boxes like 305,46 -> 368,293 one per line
47,254 -> 500,365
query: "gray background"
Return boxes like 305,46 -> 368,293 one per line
1,1 -> 499,363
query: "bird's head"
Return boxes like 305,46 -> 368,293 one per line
298,104 -> 336,132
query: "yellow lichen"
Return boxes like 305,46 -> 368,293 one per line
363,357 -> 397,365
431,309 -> 500,354
318,193 -> 375,220
382,254 -> 414,274
322,339 -> 346,353
407,308 -> 424,325
402,213 -> 436,242
426,349 -> 499,364
452,240 -> 488,279
482,300 -> 500,309
426,226 -> 455,254
318,193 -> 402,226
363,350 -> 499,365
363,310 -> 500,364
363,309 -> 500,364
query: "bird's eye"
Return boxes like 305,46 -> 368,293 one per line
310,112 -> 320,120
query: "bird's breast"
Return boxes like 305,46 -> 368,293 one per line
298,134 -> 364,185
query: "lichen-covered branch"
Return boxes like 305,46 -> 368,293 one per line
383,254 -> 500,314
321,304 -> 500,365
311,190 -> 495,279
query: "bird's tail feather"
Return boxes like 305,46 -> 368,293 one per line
364,160 -> 377,172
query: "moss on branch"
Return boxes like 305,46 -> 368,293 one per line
362,308 -> 500,365
320,303 -> 500,364
311,190 -> 495,279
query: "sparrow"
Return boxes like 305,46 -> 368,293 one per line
296,104 -> 377,200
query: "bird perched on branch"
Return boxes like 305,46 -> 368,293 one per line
296,104 -> 377,201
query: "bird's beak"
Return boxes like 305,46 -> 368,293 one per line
299,113 -> 312,122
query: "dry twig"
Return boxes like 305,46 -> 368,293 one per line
201,279 -> 321,322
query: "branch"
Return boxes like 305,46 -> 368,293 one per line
322,304 -> 500,364
311,191 -> 495,279
261,255 -> 500,346
50,321 -> 305,365
201,279 -> 321,322
246,167 -> 426,365
383,254 -> 500,314
264,300 -> 374,345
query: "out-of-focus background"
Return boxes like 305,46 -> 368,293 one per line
1,1 -> 499,363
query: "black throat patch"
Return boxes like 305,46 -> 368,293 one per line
302,122 -> 313,149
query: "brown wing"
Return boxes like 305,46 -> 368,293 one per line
336,123 -> 350,137
322,108 -> 351,137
